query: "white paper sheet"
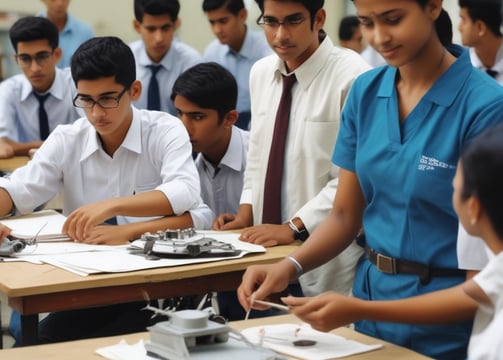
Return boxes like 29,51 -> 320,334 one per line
0,210 -> 70,241
3,231 -> 265,277
241,323 -> 383,360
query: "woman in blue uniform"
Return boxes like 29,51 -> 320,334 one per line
237,0 -> 503,359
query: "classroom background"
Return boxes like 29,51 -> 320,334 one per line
0,0 -> 462,80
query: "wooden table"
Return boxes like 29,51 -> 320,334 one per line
0,244 -> 298,346
0,314 -> 432,359
0,156 -> 29,173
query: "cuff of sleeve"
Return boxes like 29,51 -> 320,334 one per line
189,203 -> 214,230
156,181 -> 198,215
239,189 -> 252,205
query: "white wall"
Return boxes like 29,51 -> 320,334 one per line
1,0 -> 341,53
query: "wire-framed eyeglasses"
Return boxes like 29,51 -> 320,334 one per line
15,51 -> 54,68
73,86 -> 129,109
256,14 -> 306,30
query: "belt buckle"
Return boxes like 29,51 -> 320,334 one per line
377,253 -> 396,274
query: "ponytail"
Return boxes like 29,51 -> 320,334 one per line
435,9 -> 453,46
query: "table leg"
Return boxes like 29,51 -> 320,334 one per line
20,314 -> 38,346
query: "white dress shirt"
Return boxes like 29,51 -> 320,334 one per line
129,39 -> 202,115
241,35 -> 370,296
0,67 -> 80,141
469,42 -> 503,85
468,251 -> 503,359
195,126 -> 248,216
0,107 -> 212,229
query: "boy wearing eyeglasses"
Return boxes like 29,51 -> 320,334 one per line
213,0 -> 369,298
0,16 -> 80,159
0,36 -> 212,345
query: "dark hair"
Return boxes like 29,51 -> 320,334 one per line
461,123 -> 503,241
203,0 -> 245,15
254,0 -> 324,30
351,0 -> 453,46
416,0 -> 453,46
134,0 -> 180,22
71,37 -> 136,89
9,16 -> 59,52
338,15 -> 360,41
458,0 -> 502,37
171,62 -> 237,122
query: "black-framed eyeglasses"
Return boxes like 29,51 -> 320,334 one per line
15,51 -> 54,68
256,14 -> 306,30
73,87 -> 130,109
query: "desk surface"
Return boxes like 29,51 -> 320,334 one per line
0,244 -> 298,314
0,156 -> 29,172
0,314 -> 432,359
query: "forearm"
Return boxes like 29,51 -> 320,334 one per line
290,209 -> 361,274
356,284 -> 478,325
0,189 -> 13,216
12,140 -> 43,156
236,203 -> 253,227
121,212 -> 193,241
111,190 -> 174,218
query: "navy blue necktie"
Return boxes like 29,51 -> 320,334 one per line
262,74 -> 297,224
34,92 -> 50,140
147,65 -> 162,111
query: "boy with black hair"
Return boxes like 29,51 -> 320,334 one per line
458,0 -> 503,84
171,62 -> 249,320
130,0 -> 201,114
202,0 -> 271,130
0,16 -> 79,159
2,36 -> 211,344
214,0 -> 369,299
338,15 -> 364,53
171,62 -> 248,217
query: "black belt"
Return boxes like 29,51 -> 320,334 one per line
365,245 -> 465,285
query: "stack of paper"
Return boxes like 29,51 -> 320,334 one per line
0,209 -> 70,242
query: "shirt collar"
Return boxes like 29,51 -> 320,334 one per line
21,68 -> 65,101
80,106 -> 142,161
227,26 -> 253,59
199,126 -> 245,172
273,34 -> 334,90
377,44 -> 470,107
137,41 -> 176,71
218,126 -> 246,171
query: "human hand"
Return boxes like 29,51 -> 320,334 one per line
0,224 -> 12,243
239,224 -> 295,247
63,200 -> 117,241
0,141 -> 14,159
28,148 -> 38,159
237,259 -> 296,311
76,224 -> 131,245
281,292 -> 364,332
212,213 -> 246,230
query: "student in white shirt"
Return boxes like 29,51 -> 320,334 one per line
213,0 -> 369,298
458,0 -> 503,85
0,36 -> 211,345
0,16 -> 79,159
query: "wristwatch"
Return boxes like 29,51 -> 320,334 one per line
287,217 -> 309,241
